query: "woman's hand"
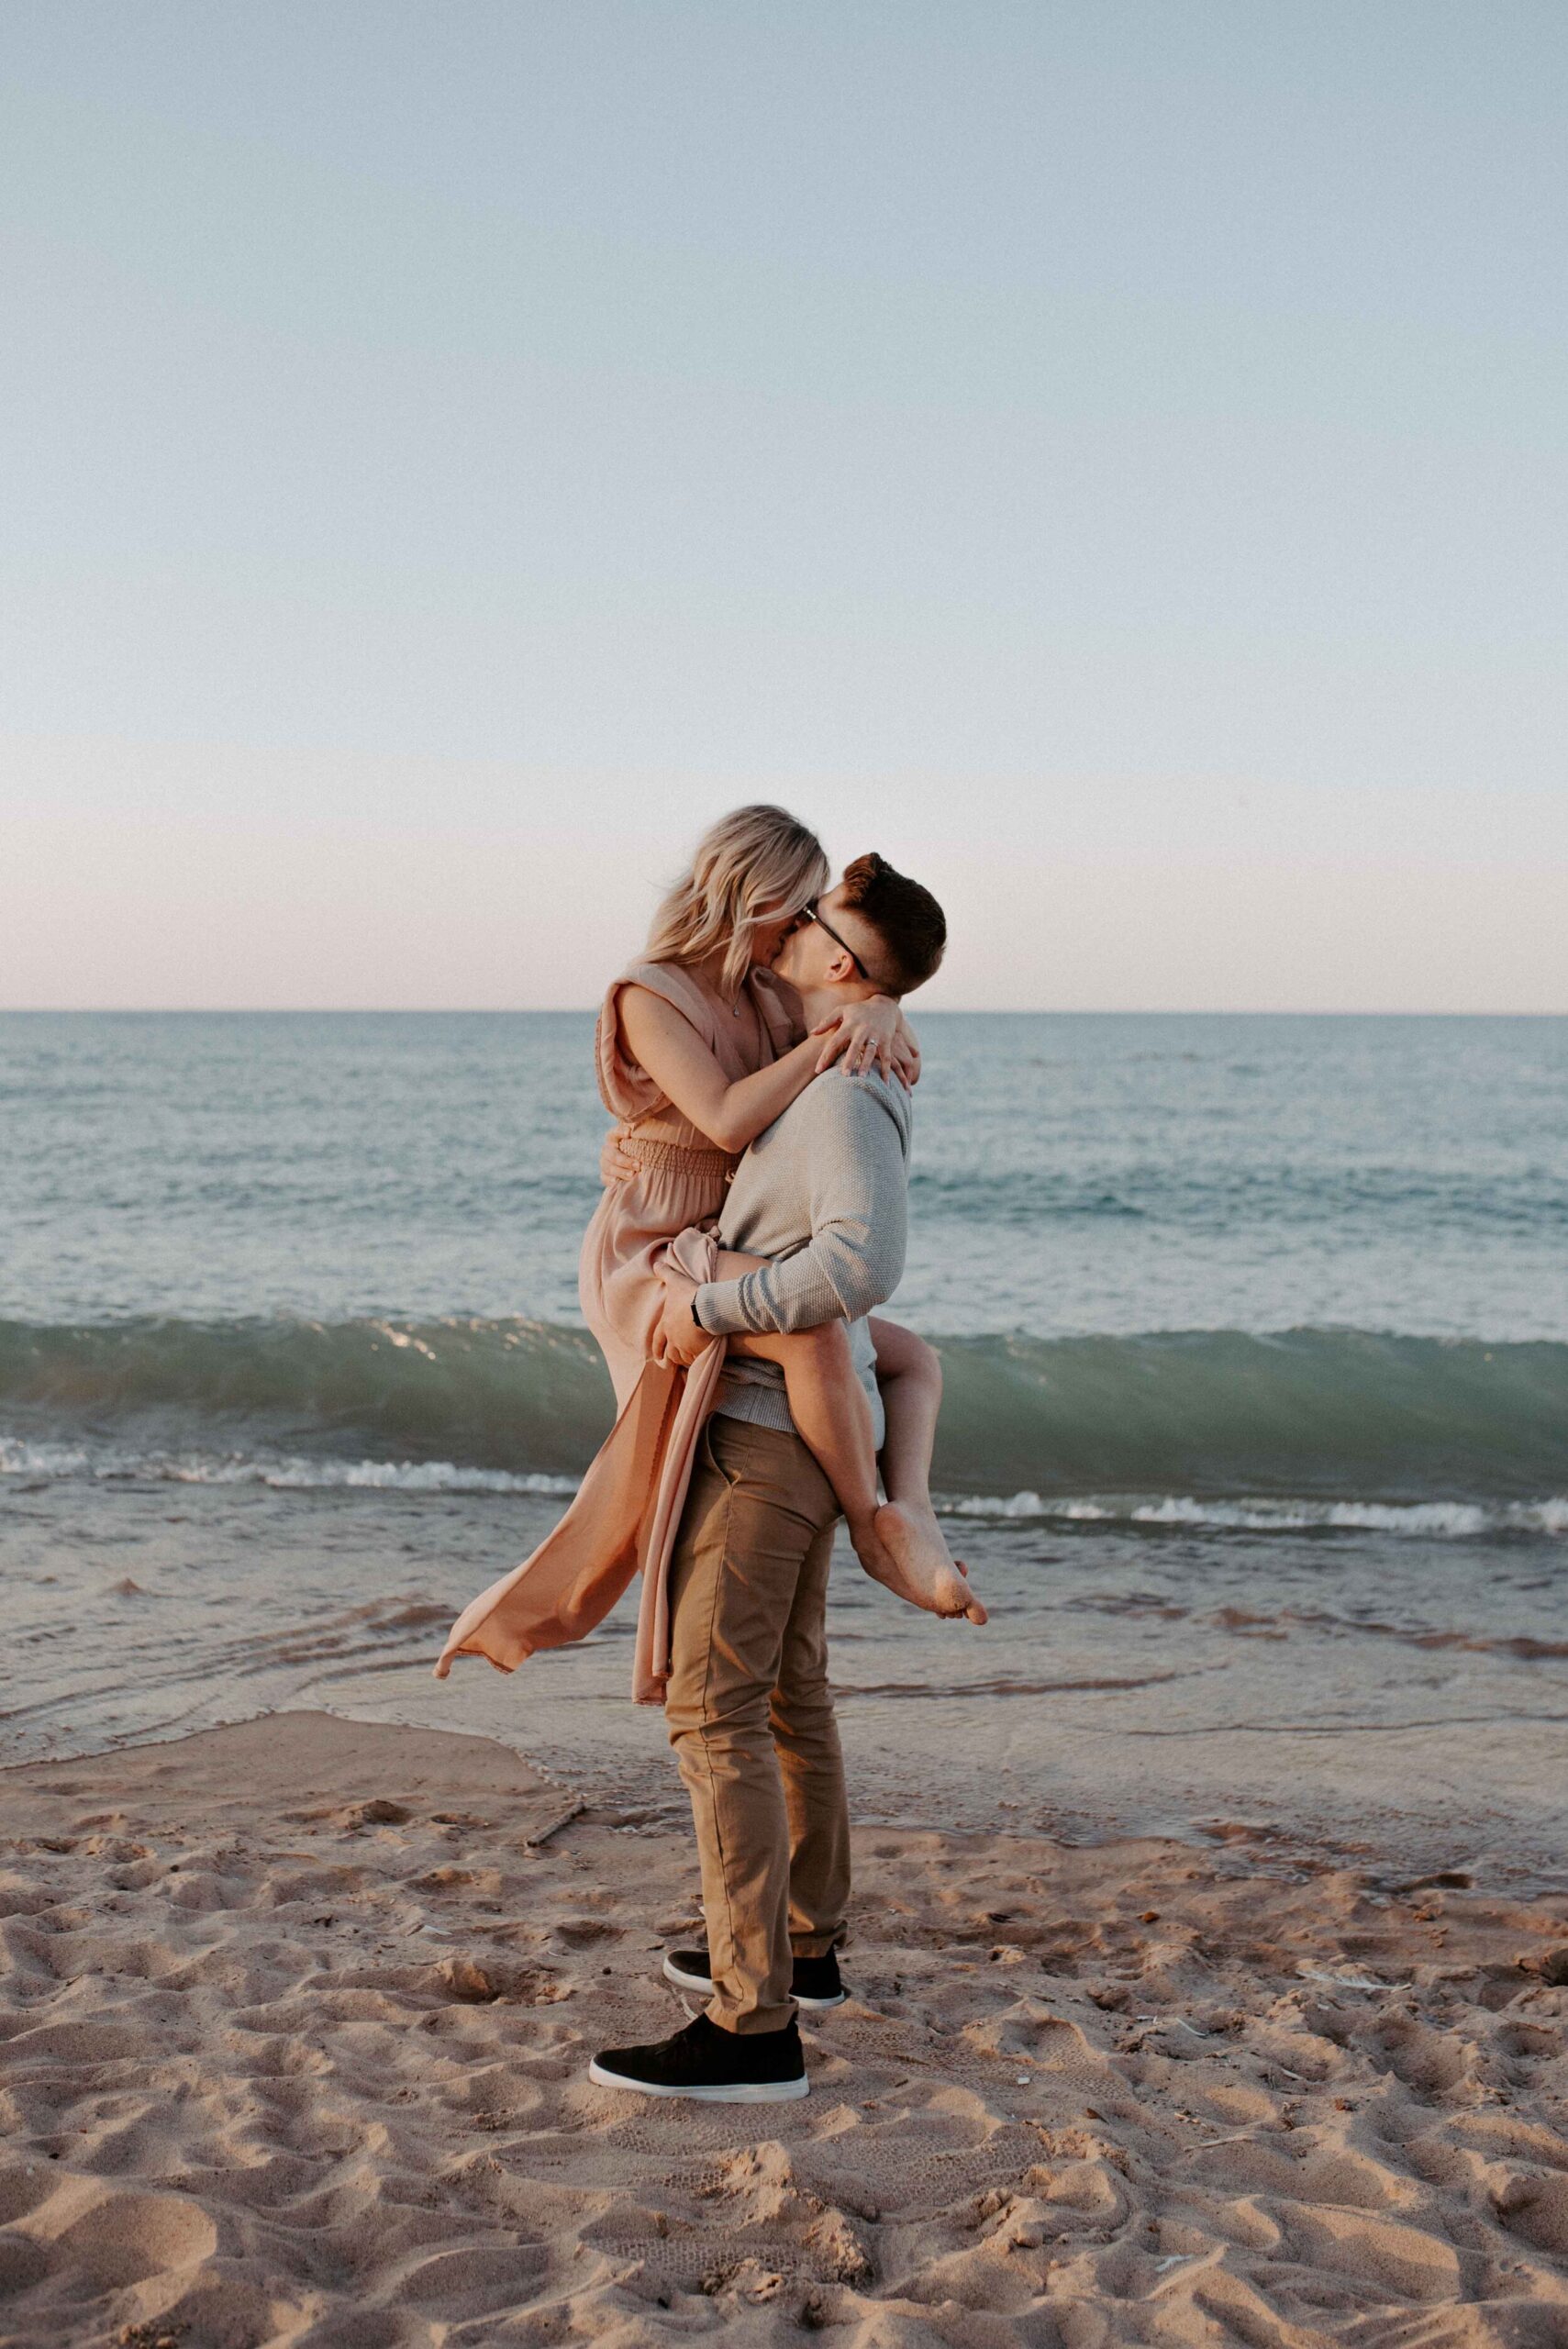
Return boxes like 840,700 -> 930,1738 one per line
890,1007 -> 920,1087
652,1270 -> 717,1368
812,996 -> 919,1085
598,1127 -> 638,1186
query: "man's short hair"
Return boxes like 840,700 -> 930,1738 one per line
840,853 -> 947,996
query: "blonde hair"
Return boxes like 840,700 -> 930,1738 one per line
647,805 -> 829,1001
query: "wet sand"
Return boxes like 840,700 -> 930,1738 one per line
3,1712 -> 1567,2346
12,1476 -> 1568,1890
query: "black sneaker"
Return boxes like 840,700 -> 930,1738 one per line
662,1944 -> 848,2009
588,2010 -> 807,2101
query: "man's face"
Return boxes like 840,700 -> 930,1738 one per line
747,903 -> 805,972
771,881 -> 882,991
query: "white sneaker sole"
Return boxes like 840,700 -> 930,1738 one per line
587,2057 -> 809,2101
662,1954 -> 848,2008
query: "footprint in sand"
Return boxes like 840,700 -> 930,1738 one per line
24,2182 -> 217,2293
1494,2166 -> 1568,2256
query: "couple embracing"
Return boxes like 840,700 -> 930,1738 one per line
437,805 -> 984,2101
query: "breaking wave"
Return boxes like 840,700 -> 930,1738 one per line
0,1436 -> 577,1497
944,1490 -> 1568,1539
2,1314 -> 1565,1508
4,1430 -> 1562,1539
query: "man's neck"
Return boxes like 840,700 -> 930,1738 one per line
796,982 -> 873,1032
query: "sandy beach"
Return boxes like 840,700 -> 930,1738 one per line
9,0 -> 1568,2330
3,1711 -> 1566,2347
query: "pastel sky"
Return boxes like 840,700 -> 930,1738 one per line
4,2 -> 1563,1011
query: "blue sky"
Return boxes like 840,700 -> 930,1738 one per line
4,1 -> 1563,1008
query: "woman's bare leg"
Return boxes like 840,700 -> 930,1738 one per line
866,1318 -> 985,1622
709,1254 -> 983,1622
735,1323 -> 887,1529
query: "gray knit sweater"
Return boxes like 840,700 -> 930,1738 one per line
693,1064 -> 912,1444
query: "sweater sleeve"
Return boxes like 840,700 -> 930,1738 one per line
694,1075 -> 907,1336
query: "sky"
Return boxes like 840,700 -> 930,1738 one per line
3,1 -> 1564,1012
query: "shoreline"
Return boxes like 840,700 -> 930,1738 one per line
4,1711 -> 1567,2344
11,1697 -> 1568,1910
12,1471 -> 1568,1906
15,1691 -> 1568,1903
13,1663 -> 1568,1904
16,1709 -> 1568,1905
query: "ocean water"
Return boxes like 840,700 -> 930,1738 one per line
3,1011 -> 1565,1877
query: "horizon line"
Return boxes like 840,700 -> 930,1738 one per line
3,1005 -> 1563,1020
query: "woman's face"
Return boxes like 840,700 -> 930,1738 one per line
748,903 -> 810,970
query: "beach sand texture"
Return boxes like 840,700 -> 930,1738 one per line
2,1714 -> 1566,2348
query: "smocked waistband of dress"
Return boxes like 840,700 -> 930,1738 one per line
620,1132 -> 739,1181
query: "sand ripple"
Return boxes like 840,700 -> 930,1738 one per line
2,1713 -> 1566,2345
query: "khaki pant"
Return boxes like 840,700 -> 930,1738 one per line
664,1414 -> 850,2035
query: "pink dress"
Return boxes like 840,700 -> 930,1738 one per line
579,960 -> 794,1401
435,960 -> 795,1703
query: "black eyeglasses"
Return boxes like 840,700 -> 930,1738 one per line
800,900 -> 875,985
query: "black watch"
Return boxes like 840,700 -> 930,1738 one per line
691,1292 -> 706,1332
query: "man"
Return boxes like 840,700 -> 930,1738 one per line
588,853 -> 965,2103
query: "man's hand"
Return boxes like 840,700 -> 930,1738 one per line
652,1268 -> 718,1370
599,1127 -> 638,1185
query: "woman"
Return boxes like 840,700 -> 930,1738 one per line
588,807 -> 976,1617
435,806 -> 976,1702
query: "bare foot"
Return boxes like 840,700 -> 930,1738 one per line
860,1502 -> 986,1624
847,1517 -> 913,1606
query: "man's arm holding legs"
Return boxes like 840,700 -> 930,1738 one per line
694,1078 -> 908,1339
